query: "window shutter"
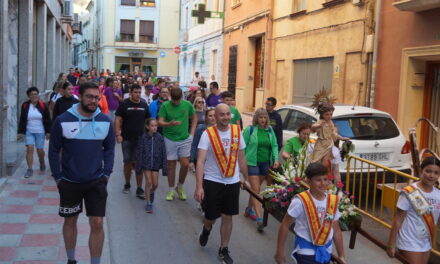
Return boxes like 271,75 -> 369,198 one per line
120,20 -> 135,34
140,21 -> 154,36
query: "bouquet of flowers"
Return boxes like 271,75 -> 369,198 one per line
329,184 -> 361,231
260,143 -> 309,217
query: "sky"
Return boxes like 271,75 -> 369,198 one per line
73,0 -> 89,13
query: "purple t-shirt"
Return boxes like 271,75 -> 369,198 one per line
206,93 -> 222,107
104,87 -> 122,111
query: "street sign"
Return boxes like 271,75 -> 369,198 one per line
174,46 -> 181,54
191,4 -> 224,24
160,51 -> 166,58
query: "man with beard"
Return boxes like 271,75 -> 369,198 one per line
115,84 -> 151,197
49,82 -> 115,264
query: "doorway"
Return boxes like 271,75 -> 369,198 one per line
253,37 -> 263,108
421,62 -> 440,152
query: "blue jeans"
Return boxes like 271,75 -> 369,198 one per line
25,131 -> 45,149
248,161 -> 270,176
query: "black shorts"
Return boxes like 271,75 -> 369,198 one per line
202,179 -> 240,220
121,139 -> 138,163
58,177 -> 108,217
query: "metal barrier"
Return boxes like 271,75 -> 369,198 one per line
345,155 -> 440,257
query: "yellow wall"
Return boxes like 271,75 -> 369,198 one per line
271,0 -> 370,106
222,0 -> 273,112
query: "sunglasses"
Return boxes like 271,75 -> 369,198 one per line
197,101 -> 204,104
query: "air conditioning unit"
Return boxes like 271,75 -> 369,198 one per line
353,0 -> 363,6
63,0 -> 72,17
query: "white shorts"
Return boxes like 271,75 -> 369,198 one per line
164,136 -> 192,160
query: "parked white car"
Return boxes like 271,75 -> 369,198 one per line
276,104 -> 411,174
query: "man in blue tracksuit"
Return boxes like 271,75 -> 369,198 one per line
49,82 -> 115,264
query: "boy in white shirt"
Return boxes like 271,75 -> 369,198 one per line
275,162 -> 346,264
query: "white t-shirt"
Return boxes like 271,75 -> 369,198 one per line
397,183 -> 440,252
51,92 -> 63,102
287,191 -> 341,255
198,126 -> 246,184
26,104 -> 45,133
141,90 -> 154,105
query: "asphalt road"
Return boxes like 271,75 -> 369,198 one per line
104,145 -> 399,264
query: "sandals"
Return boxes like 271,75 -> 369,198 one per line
244,207 -> 257,221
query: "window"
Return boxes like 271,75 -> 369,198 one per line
140,0 -> 155,7
277,109 -> 290,129
333,117 -> 400,140
293,57 -> 333,103
120,19 -> 135,42
285,110 -> 316,132
292,0 -> 307,13
139,20 -> 154,43
121,0 -> 135,6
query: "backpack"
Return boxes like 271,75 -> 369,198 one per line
24,101 -> 45,112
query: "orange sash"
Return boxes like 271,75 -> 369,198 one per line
206,124 -> 240,178
402,185 -> 435,244
298,191 -> 339,246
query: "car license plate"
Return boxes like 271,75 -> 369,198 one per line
359,153 -> 389,161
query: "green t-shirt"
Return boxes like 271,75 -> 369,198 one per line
257,128 -> 271,162
158,100 -> 195,141
283,136 -> 303,157
230,106 -> 241,125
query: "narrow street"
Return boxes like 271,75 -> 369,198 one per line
0,139 -> 400,263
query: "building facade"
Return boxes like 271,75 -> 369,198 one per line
0,0 -> 73,176
94,0 -> 179,77
270,0 -> 373,109
221,0 -> 273,112
375,0 -> 440,150
178,0 -> 224,89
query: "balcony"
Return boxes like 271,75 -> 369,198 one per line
72,22 -> 82,34
393,0 -> 440,12
115,35 -> 158,49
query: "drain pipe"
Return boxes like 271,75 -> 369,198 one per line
369,0 -> 382,108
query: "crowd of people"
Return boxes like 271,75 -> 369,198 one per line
16,68 -> 440,264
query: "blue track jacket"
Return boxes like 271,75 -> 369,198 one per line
49,104 -> 115,182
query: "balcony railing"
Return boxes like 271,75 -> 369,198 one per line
393,0 -> 440,12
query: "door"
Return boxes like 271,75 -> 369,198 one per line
421,63 -> 440,153
293,57 -> 333,103
227,45 -> 238,96
253,37 -> 263,107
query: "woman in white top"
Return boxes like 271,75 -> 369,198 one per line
17,87 -> 51,178
387,156 -> 440,264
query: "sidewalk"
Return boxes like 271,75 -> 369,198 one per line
0,157 -> 110,264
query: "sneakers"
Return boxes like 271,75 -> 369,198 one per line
150,189 -> 155,203
40,162 -> 46,172
257,218 -> 265,232
136,187 -> 146,199
24,169 -> 33,178
166,190 -> 175,201
67,260 -> 77,264
122,184 -> 130,194
199,226 -> 211,247
145,202 -> 153,214
218,247 -> 233,264
244,207 -> 257,221
175,186 -> 187,200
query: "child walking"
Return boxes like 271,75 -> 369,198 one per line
387,156 -> 440,264
275,162 -> 346,264
136,118 -> 168,213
